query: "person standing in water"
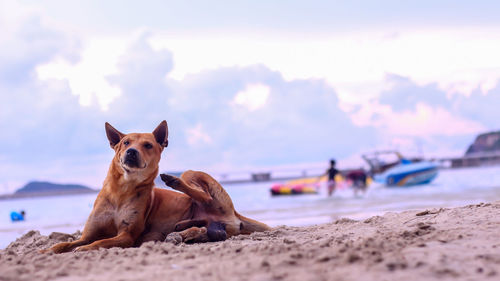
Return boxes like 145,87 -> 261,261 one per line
346,169 -> 368,196
319,159 -> 339,196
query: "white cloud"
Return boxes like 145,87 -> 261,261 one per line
36,38 -> 127,110
393,103 -> 486,136
29,27 -> 500,112
352,102 -> 486,137
185,123 -> 212,146
149,28 -> 500,104
232,83 -> 270,111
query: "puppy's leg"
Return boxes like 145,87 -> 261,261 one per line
180,170 -> 235,209
74,231 -> 134,252
174,219 -> 208,231
160,174 -> 212,203
42,222 -> 102,253
176,227 -> 209,243
41,238 -> 90,254
136,231 -> 165,245
163,170 -> 271,238
165,222 -> 227,244
183,222 -> 227,242
189,171 -> 271,234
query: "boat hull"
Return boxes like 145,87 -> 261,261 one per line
376,162 -> 439,187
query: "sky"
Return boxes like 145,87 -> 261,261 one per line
1,0 -> 499,193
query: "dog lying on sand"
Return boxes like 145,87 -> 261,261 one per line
43,121 -> 270,253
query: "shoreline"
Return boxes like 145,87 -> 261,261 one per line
0,189 -> 98,201
1,201 -> 500,280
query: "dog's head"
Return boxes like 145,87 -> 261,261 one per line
105,121 -> 168,181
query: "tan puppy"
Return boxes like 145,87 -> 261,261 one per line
158,171 -> 270,243
44,121 -> 270,253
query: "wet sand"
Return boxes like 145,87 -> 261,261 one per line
1,201 -> 500,281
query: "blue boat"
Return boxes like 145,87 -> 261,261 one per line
375,160 -> 438,187
363,151 -> 439,187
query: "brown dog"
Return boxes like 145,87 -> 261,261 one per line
44,121 -> 270,253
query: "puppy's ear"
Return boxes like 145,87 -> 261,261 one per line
105,122 -> 125,149
152,120 -> 169,148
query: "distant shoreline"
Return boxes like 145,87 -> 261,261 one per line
0,189 -> 99,201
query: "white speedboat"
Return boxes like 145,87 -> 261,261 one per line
363,151 -> 439,187
374,160 -> 438,187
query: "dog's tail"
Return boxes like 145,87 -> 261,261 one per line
235,212 -> 271,234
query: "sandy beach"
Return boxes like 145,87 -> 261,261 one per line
1,201 -> 499,281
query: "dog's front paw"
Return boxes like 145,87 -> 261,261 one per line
182,227 -> 208,243
160,174 -> 181,189
39,248 -> 53,254
165,232 -> 183,245
73,245 -> 93,252
40,243 -> 68,254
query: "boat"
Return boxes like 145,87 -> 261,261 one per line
363,151 -> 439,187
375,161 -> 439,187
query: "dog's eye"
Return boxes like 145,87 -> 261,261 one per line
124,140 -> 130,146
144,143 -> 153,149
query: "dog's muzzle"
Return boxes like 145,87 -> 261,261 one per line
123,148 -> 141,168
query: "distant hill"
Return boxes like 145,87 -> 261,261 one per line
0,181 -> 97,200
466,131 -> 500,155
15,181 -> 94,194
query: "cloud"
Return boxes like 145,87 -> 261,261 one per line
36,38 -> 124,109
3,4 -> 500,194
349,74 -> 494,158
374,74 -> 499,132
150,28 -> 500,105
232,84 -> 270,111
0,12 -> 109,192
378,74 -> 451,112
383,103 -> 486,137
0,15 -> 80,88
0,30 -> 378,193
453,84 -> 500,129
186,123 -> 212,146
165,65 -> 377,169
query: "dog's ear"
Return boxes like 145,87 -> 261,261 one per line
105,122 -> 125,149
152,120 -> 169,148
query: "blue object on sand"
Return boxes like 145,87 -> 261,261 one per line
10,211 -> 24,222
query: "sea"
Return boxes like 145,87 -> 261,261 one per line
2,166 -> 500,249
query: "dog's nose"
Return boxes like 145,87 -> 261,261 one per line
126,148 -> 138,158
123,148 -> 140,168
